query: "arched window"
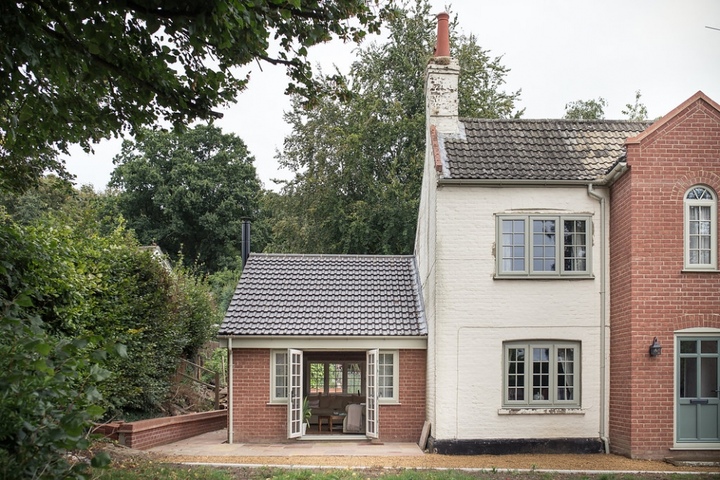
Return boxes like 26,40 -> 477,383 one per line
684,185 -> 717,270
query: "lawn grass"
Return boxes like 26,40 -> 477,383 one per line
92,462 -> 720,480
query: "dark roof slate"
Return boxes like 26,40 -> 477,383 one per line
442,119 -> 652,181
219,254 -> 427,337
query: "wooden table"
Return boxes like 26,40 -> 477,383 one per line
317,414 -> 346,432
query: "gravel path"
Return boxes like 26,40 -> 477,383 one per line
154,452 -> 720,474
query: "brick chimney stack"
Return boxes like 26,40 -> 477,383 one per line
425,12 -> 459,136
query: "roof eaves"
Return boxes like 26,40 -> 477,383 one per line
248,253 -> 417,259
437,178 -> 607,187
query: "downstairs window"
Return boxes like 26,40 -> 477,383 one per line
504,341 -> 580,408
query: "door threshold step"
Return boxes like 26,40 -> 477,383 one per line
299,434 -> 368,441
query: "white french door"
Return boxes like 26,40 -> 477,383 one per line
288,349 -> 303,438
366,349 -> 379,438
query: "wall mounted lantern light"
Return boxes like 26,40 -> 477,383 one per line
649,337 -> 662,357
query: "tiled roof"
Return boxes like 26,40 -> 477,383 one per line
219,254 -> 427,337
441,119 -> 652,181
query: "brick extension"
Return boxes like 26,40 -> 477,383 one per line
609,93 -> 720,459
230,348 -> 426,443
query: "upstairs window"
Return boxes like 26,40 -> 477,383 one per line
684,185 -> 717,270
497,215 -> 592,277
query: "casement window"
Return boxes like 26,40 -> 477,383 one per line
504,341 -> 580,408
378,351 -> 398,403
271,350 -> 289,403
308,362 -> 363,395
271,350 -> 396,402
497,215 -> 591,277
684,185 -> 717,270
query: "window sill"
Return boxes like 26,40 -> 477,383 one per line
681,268 -> 719,273
498,408 -> 585,415
267,401 -> 287,406
494,275 -> 595,280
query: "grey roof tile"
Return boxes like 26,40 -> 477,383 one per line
443,119 -> 652,181
219,254 -> 427,337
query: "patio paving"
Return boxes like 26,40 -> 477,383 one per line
148,429 -> 424,457
146,429 -> 719,474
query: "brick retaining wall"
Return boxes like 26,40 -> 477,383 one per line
96,410 -> 227,450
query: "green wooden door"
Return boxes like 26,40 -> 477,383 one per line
677,338 -> 720,443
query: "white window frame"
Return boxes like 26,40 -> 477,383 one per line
272,349 -> 398,404
307,361 -> 364,395
270,350 -> 289,403
496,215 -> 592,278
684,185 -> 717,271
378,350 -> 399,404
503,341 -> 581,408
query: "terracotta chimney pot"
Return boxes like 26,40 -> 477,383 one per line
435,12 -> 450,57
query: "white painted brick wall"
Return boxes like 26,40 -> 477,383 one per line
429,184 -> 608,440
414,142 -> 438,430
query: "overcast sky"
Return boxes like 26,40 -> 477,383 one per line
64,0 -> 720,191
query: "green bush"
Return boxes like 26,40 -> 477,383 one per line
0,216 -> 112,479
0,194 -> 220,476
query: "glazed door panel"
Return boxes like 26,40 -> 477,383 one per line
677,338 -> 720,442
288,349 -> 303,438
366,349 -> 379,438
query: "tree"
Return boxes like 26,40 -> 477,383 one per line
267,0 -> 522,254
0,175 -> 76,225
563,97 -> 608,120
622,90 -> 649,121
109,124 -> 262,273
0,0 -> 388,193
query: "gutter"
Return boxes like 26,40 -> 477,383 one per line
438,178 -> 605,187
587,184 -> 609,454
215,335 -> 428,350
603,162 -> 628,186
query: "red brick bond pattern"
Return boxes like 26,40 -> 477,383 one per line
378,349 -> 426,442
109,410 -> 227,450
231,348 -> 427,443
609,96 -> 720,459
231,349 -> 287,442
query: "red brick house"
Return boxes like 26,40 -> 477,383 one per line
218,254 -> 427,444
609,92 -> 720,459
218,14 -> 719,461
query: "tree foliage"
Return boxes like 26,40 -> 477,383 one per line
0,0 -> 388,193
267,0 -> 522,254
0,180 -> 222,476
207,267 -> 243,315
109,124 -> 263,273
564,92 -> 649,121
563,97 -> 608,120
622,90 -> 649,121
0,212 -> 113,479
